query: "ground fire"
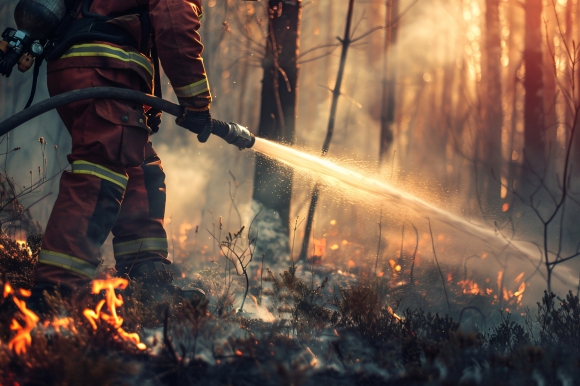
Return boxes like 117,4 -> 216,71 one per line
83,278 -> 146,351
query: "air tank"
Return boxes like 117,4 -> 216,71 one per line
13,0 -> 67,40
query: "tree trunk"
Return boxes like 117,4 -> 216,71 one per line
522,0 -> 546,188
252,0 -> 302,243
543,6 -> 557,163
481,0 -> 503,211
379,0 -> 398,163
299,0 -> 356,261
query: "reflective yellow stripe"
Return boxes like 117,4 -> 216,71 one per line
38,250 -> 97,278
113,237 -> 168,257
71,161 -> 128,189
174,77 -> 210,99
60,43 -> 153,77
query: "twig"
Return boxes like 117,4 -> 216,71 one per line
409,222 -> 418,287
374,210 -> 383,277
428,218 -> 451,312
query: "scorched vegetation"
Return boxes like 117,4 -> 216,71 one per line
0,232 -> 579,386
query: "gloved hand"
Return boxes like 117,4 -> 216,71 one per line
175,107 -> 213,143
146,108 -> 163,133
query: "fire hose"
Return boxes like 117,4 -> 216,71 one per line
0,87 -> 256,149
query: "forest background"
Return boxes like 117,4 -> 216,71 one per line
0,0 -> 579,307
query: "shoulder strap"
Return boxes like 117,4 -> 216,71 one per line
81,0 -> 110,21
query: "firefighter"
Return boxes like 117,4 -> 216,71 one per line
31,0 -> 211,302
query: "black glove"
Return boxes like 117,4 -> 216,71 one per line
146,108 -> 163,133
175,108 -> 213,143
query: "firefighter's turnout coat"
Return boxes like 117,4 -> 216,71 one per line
36,0 -> 210,287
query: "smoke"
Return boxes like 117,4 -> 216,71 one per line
249,200 -> 290,265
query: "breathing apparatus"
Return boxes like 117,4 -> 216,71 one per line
0,0 -> 67,77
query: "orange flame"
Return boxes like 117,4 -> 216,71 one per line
8,292 -> 39,355
514,282 -> 526,296
3,282 -> 13,298
312,238 -> 326,256
457,279 -> 483,295
83,278 -> 146,350
43,317 -> 75,333
16,240 -> 32,256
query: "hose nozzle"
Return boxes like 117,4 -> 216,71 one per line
222,122 -> 256,149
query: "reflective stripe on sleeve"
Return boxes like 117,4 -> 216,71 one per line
38,250 -> 97,278
60,43 -> 154,77
113,237 -> 168,257
174,77 -> 210,99
71,161 -> 128,189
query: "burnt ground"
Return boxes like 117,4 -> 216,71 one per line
0,232 -> 579,386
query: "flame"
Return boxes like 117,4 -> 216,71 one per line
249,295 -> 275,322
4,282 -> 13,298
19,289 -> 31,297
9,293 -> 39,355
514,282 -> 526,297
83,278 -> 146,350
457,279 -> 483,295
118,329 -> 147,350
312,238 -> 326,256
44,317 -> 75,333
514,272 -> 525,283
388,306 -> 402,321
16,240 -> 32,256
179,222 -> 193,246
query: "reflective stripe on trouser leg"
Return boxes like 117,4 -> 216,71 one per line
113,237 -> 168,258
38,250 -> 97,279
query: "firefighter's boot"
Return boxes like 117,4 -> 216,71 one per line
123,260 -> 206,303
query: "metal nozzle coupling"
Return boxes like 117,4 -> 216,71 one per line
223,122 -> 256,149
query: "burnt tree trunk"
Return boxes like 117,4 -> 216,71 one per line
252,1 -> 301,240
298,0 -> 356,261
481,0 -> 503,211
379,0 -> 399,163
522,0 -> 545,189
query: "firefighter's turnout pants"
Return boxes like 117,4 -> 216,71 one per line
35,65 -> 169,288
35,0 -> 211,288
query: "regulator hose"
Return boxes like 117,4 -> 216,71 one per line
0,87 -> 255,148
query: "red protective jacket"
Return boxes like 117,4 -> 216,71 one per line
47,0 -> 211,109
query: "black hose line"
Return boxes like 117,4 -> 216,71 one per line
0,87 -> 255,148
